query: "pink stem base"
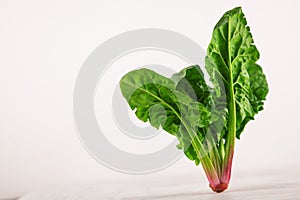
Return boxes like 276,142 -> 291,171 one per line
207,154 -> 233,193
209,182 -> 229,193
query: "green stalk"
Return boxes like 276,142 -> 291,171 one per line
221,20 -> 236,184
182,122 -> 220,187
208,18 -> 237,192
221,85 -> 236,184
141,84 -> 221,186
206,130 -> 222,177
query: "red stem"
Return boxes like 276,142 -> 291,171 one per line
221,148 -> 234,184
207,147 -> 234,193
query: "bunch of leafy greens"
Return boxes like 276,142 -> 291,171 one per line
119,7 -> 268,193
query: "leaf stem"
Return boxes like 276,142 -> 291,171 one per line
136,85 -> 220,185
221,18 -> 236,184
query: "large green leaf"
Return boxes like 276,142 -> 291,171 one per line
120,68 -> 212,164
206,7 -> 269,139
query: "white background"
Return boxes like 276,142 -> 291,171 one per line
1,0 -> 300,198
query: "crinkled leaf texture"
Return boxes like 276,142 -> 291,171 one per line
120,68 -> 213,165
205,7 -> 269,139
119,7 -> 269,167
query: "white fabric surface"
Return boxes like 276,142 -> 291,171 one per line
18,168 -> 300,200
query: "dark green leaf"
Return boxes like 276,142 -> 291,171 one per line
206,7 -> 269,139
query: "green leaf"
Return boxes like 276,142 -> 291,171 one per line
120,68 -> 212,164
206,7 -> 269,139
